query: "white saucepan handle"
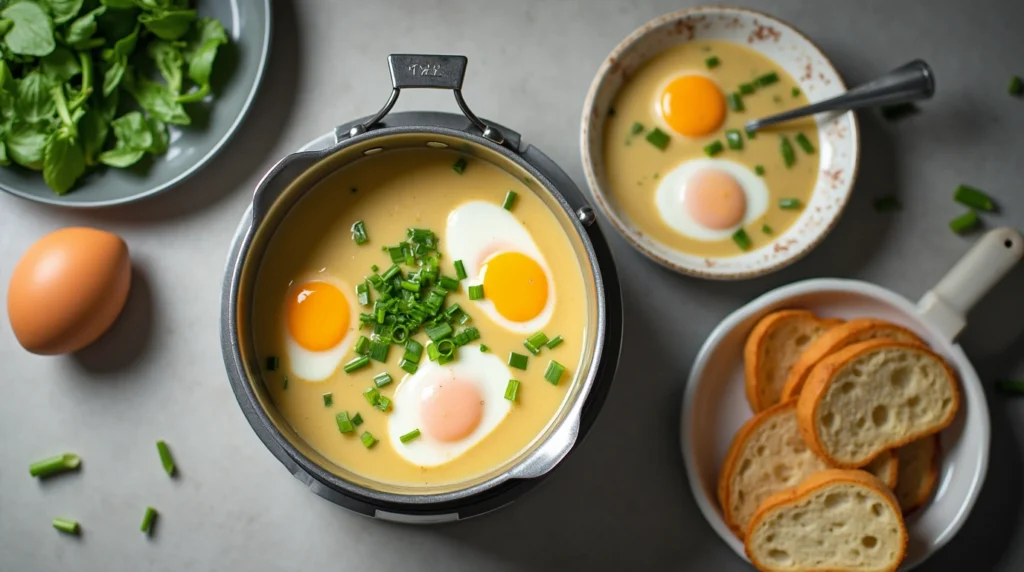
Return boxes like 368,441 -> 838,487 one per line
917,227 -> 1024,340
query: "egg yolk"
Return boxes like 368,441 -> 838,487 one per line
420,378 -> 483,442
683,168 -> 747,230
286,281 -> 349,352
482,251 -> 548,322
659,75 -> 726,137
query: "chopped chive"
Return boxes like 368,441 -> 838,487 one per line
645,127 -> 670,150
344,355 -> 371,373
370,264 -> 379,272
463,327 -> 480,341
336,411 -> 355,433
739,82 -> 755,95
761,224 -> 773,235
480,344 -> 490,352
954,184 -> 996,212
523,341 -> 540,356
404,339 -> 424,362
880,102 -> 918,121
360,431 -> 378,449
368,340 -> 389,363
727,92 -> 744,112
779,198 -> 802,210
754,165 -> 765,176
323,393 -> 333,407
399,358 -> 419,374
140,507 -> 157,535
438,353 -> 454,365
375,395 -> 392,412
453,260 -> 467,280
1010,76 -> 1024,96
438,275 -> 460,291
791,87 -> 801,97
949,210 -> 979,234
156,441 -> 175,476
356,282 -> 370,306
502,190 -> 518,211
400,279 -> 420,293
436,339 -> 455,357
355,335 -> 370,355
373,372 -> 393,388
400,429 -> 421,444
526,332 -> 549,348
391,325 -> 409,343
874,195 -> 902,212
387,246 -> 404,263
794,133 -> 815,154
746,127 -> 756,139
29,453 -> 81,478
996,380 -> 1024,394
703,140 -> 724,157
282,376 -> 289,390
425,322 -> 453,341
505,379 -> 520,402
266,356 -> 279,371
756,72 -> 779,86
508,352 -> 529,370
427,342 -> 440,361
630,121 -> 644,134
725,129 -> 743,150
351,220 -> 368,245
452,157 -> 467,174
52,518 -> 80,535
468,285 -> 484,300
780,136 -> 796,167
732,228 -> 752,251
381,264 -> 400,281
705,56 -> 720,69
363,387 -> 380,406
544,360 -> 566,385
352,413 -> 364,426
545,335 -> 563,349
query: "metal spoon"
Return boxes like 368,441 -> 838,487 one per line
744,59 -> 935,133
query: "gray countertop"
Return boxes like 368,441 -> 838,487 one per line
2,1 -> 1023,570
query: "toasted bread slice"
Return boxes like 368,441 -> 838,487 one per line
780,319 -> 924,401
863,449 -> 898,489
894,435 -> 940,513
797,339 -> 959,468
718,400 -> 831,537
745,469 -> 908,572
745,310 -> 843,413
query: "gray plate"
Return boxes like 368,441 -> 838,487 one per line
0,0 -> 271,208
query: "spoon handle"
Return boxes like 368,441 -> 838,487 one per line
745,59 -> 935,132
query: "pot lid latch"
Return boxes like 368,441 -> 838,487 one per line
346,54 -> 505,145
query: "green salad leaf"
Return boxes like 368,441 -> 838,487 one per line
3,2 -> 56,57
43,0 -> 85,25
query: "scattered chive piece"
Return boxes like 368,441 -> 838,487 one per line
140,507 -> 157,535
779,198 -> 802,210
754,165 -> 765,176
399,358 -> 418,374
504,379 -> 520,402
761,224 -> 773,235
544,361 -> 566,385
545,335 -> 563,349
874,195 -> 902,212
526,332 -> 549,349
352,413 -> 364,426
266,356 -> 279,371
344,355 -> 370,373
739,82 -> 755,95
370,264 -> 379,272
381,264 -> 400,281
703,140 -> 724,157
452,157 -> 467,174
468,284 -> 484,300
355,335 -> 370,355
282,376 -> 289,390
52,518 -> 80,535
746,127 -> 756,140
1010,76 -> 1024,96
727,92 -> 744,112
437,275 -> 460,291
425,322 -> 453,341
391,325 -> 409,343
791,87 -> 800,97
645,127 -> 671,150
725,129 -> 743,150
454,260 -> 467,280
426,342 -> 440,361
794,133 -> 815,154
29,453 -> 81,478
368,340 -> 389,363
705,56 -> 720,69
363,387 -> 380,407
756,72 -> 779,86
523,341 -> 540,356
438,353 -> 454,365
375,395 -> 392,412
156,441 -> 175,476
996,380 -> 1024,394
335,411 -> 355,434
954,184 -> 996,212
630,121 -> 644,134
356,282 -> 370,306
323,393 -> 333,407
373,372 -> 393,388
880,102 -> 919,121
780,136 -> 796,167
732,228 -> 752,251
949,210 -> 979,234
480,344 -> 490,352
360,431 -> 378,449
404,339 -> 424,362
436,339 -> 456,357
502,190 -> 518,211
400,429 -> 421,444
351,220 -> 368,245
508,352 -> 529,370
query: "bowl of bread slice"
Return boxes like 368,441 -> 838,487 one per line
682,227 -> 1024,572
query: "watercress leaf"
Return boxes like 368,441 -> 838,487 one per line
109,22 -> 138,58
146,116 -> 166,154
139,9 -> 194,40
16,71 -> 55,124
134,0 -> 171,10
98,145 -> 143,167
102,55 -> 125,96
187,17 -> 228,52
2,2 -> 56,57
179,18 -> 228,101
175,81 -> 206,103
42,0 -> 84,25
43,129 -> 86,194
100,0 -> 137,9
6,122 -> 49,170
68,51 -> 92,110
0,60 -> 16,96
0,139 -> 9,167
41,46 -> 81,82
0,18 -> 13,36
125,75 -> 190,125
77,108 -> 108,166
65,6 -> 105,45
109,110 -> 152,150
99,86 -> 119,120
147,39 -> 182,93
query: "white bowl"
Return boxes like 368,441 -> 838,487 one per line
581,7 -> 860,279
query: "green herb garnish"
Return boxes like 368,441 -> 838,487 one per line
156,441 -> 175,476
794,133 -> 815,154
755,72 -> 779,86
52,518 -> 80,535
703,140 -> 724,157
754,165 -> 765,176
949,210 -> 979,234
373,372 -> 393,388
645,127 -> 670,150
508,352 -> 529,370
344,355 -> 370,373
323,393 -> 333,407
739,82 -> 756,95
140,507 -> 158,535
1010,76 -> 1023,96
780,136 -> 796,167
630,121 -> 644,134
761,224 -> 773,235
452,157 -> 467,174
705,56 -> 720,69
502,190 -> 518,210
351,220 -> 369,245
29,453 -> 81,478
732,228 -> 752,251
954,184 -> 996,212
545,335 -> 563,349
725,129 -> 743,150
544,361 -> 565,385
505,379 -> 520,402
727,92 -> 744,112
468,284 -> 484,300
360,431 -> 378,449
791,87 -> 801,97
399,429 -> 421,444
779,198 -> 802,210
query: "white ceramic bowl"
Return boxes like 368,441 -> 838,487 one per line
581,7 -> 860,279
681,228 -> 1024,569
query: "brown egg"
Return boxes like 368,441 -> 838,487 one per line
7,227 -> 131,355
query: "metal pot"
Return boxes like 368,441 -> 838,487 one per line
221,55 -> 622,522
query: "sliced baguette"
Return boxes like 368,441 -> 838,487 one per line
797,339 -> 959,468
863,449 -> 898,489
745,469 -> 908,572
894,435 -> 941,513
780,319 -> 925,401
745,310 -> 843,413
718,400 -> 831,537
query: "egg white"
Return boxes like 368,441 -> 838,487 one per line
654,158 -> 770,241
387,347 -> 513,467
282,277 -> 358,382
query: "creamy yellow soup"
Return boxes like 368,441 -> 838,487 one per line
253,148 -> 588,487
604,40 -> 819,257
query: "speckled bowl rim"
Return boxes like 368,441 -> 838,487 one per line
580,6 -> 861,280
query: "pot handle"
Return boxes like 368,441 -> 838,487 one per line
917,227 -> 1023,340
344,54 -> 506,145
